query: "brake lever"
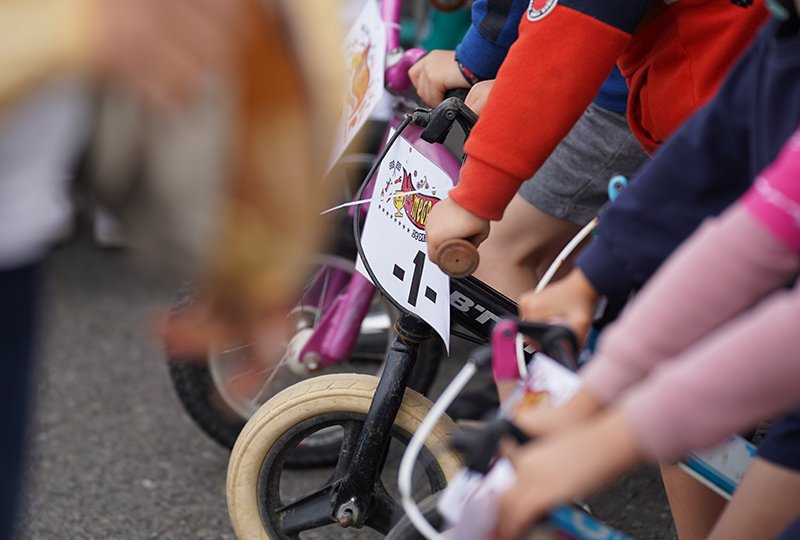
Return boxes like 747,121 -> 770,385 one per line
418,97 -> 478,143
450,418 -> 531,474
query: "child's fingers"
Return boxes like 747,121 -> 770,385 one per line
492,484 -> 548,540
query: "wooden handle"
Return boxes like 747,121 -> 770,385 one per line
437,239 -> 479,278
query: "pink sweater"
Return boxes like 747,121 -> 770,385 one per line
581,129 -> 800,461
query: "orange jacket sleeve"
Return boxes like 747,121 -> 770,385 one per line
450,1 -> 645,220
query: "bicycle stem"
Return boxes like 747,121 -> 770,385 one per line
381,0 -> 403,51
386,48 -> 426,93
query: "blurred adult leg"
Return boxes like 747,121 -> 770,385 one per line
0,263 -> 39,540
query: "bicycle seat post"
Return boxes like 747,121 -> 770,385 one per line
330,313 -> 431,529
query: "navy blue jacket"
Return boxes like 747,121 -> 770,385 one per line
578,18 -> 800,299
454,0 -> 628,113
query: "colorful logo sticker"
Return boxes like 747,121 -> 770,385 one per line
527,0 -> 558,21
379,160 -> 441,235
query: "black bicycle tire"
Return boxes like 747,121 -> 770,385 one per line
385,492 -> 444,540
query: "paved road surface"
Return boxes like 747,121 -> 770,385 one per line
15,236 -> 676,539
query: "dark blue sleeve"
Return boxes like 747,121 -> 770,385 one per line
454,0 -> 527,80
576,30 -> 763,299
456,0 -> 636,96
592,65 -> 628,113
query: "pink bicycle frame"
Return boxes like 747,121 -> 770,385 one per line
297,0 -> 462,370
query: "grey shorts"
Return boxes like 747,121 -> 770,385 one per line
518,103 -> 649,225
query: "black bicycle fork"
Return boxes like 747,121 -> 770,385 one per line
326,277 -> 517,531
330,313 -> 431,529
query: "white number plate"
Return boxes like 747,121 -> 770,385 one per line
356,131 -> 454,349
329,0 -> 386,170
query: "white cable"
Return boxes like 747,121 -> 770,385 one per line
398,361 -> 478,540
535,217 -> 598,293
319,185 -> 454,215
515,333 -> 527,378
319,189 -> 425,215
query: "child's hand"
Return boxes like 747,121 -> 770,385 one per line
465,80 -> 494,115
514,388 -> 605,436
409,50 -> 470,107
492,408 -> 641,540
518,269 -> 598,344
425,197 -> 490,265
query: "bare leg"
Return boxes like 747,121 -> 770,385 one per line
708,457 -> 800,540
473,194 -> 582,302
660,462 -> 727,540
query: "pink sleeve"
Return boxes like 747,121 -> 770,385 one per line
742,129 -> 800,251
580,206 -> 800,404
621,280 -> 800,461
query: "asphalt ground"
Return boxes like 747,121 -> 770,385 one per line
14,234 -> 676,539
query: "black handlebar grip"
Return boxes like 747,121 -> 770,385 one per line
444,87 -> 469,102
437,239 -> 479,278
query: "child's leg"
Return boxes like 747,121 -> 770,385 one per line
707,458 -> 800,540
709,410 -> 800,540
474,194 -> 581,300
660,462 -> 727,540
474,103 -> 647,301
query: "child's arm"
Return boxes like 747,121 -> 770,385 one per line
496,282 -> 800,535
613,130 -> 800,460
449,0 -> 653,220
517,33 -> 767,332
621,275 -> 800,461
455,0 -> 527,81
410,0 -> 528,107
498,267 -> 800,534
426,0 -> 653,260
572,29 -> 767,302
496,132 -> 800,533
515,205 -> 800,434
581,206 -> 800,404
583,125 -> 800,406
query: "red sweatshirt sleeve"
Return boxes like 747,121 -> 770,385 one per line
449,1 -> 650,220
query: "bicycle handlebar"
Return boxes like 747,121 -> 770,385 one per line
444,87 -> 469,101
413,95 -> 480,278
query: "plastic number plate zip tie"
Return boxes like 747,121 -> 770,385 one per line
319,187 -> 451,215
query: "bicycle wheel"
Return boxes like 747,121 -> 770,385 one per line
167,253 -> 441,466
227,374 -> 462,539
385,493 -> 443,540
